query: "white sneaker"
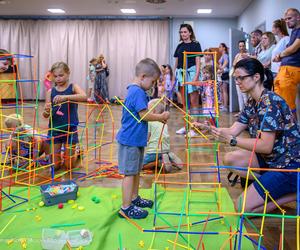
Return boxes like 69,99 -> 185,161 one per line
186,130 -> 198,138
176,127 -> 186,135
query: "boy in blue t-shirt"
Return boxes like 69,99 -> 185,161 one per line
117,58 -> 170,219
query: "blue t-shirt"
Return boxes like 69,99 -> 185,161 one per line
238,89 -> 300,168
281,27 -> 300,67
116,84 -> 148,147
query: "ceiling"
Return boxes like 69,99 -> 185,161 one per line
0,0 -> 253,18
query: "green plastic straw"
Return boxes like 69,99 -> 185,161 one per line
50,221 -> 85,228
243,212 -> 297,219
118,232 -> 123,250
244,216 -> 260,234
281,212 -> 285,250
156,213 -> 195,249
148,229 -> 156,249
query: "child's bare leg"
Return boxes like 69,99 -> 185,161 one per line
35,139 -> 49,159
122,175 -> 135,208
132,174 -> 140,200
64,144 -> 78,170
52,143 -> 62,170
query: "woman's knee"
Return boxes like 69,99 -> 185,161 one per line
224,151 -> 239,166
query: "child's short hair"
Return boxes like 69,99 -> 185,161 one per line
203,65 -> 215,80
148,98 -> 165,114
50,62 -> 70,74
89,58 -> 97,64
135,58 -> 160,78
4,114 -> 24,128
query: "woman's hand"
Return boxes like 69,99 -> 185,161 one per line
210,126 -> 231,144
192,121 -> 211,132
241,53 -> 249,59
102,60 -> 107,69
273,54 -> 281,62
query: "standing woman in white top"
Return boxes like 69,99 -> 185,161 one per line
271,19 -> 290,78
257,32 -> 276,69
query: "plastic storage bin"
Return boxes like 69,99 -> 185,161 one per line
66,229 -> 93,247
41,228 -> 66,250
40,180 -> 78,206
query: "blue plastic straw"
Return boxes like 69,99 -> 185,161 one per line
209,111 -> 217,127
210,165 -> 248,171
244,235 -> 267,250
237,216 -> 245,250
51,166 -> 54,181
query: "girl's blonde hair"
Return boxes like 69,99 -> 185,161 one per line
203,65 -> 215,80
262,32 -> 277,47
50,62 -> 70,74
98,54 -> 105,64
148,98 -> 165,114
4,114 -> 24,128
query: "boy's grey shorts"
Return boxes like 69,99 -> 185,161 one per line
118,143 -> 145,175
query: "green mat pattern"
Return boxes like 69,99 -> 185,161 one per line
0,186 -> 254,249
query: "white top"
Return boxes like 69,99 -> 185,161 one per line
257,44 -> 276,67
271,36 -> 290,73
145,121 -> 170,154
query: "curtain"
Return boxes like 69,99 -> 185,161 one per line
0,19 -> 169,99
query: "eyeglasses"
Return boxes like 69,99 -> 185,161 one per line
233,74 -> 254,83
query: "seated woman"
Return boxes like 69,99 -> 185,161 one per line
194,58 -> 299,213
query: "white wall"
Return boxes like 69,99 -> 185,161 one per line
238,0 -> 300,33
169,18 -> 237,65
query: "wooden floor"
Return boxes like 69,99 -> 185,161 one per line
1,101 -> 298,249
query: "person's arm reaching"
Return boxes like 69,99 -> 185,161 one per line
139,110 -> 170,123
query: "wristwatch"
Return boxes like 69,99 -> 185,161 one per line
230,136 -> 237,146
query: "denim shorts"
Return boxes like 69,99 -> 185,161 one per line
175,66 -> 199,94
118,143 -> 144,175
47,126 -> 79,145
143,153 -> 162,165
253,160 -> 298,200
